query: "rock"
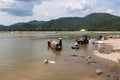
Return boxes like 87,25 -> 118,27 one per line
87,61 -> 92,64
71,54 -> 77,57
86,56 -> 92,59
116,76 -> 119,80
81,56 -> 85,58
114,76 -> 119,80
107,74 -> 110,77
87,61 -> 98,65
44,59 -> 48,64
114,76 -> 116,79
96,69 -> 103,75
117,59 -> 120,63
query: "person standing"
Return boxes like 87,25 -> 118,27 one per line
58,38 -> 62,48
47,40 -> 51,47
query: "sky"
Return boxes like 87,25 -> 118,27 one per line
0,0 -> 120,25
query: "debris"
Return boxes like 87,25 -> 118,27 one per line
48,61 -> 56,64
44,59 -> 48,64
44,59 -> 56,64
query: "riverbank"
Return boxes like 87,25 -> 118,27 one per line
94,39 -> 120,63
0,31 -> 120,34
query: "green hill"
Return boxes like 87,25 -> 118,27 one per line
1,13 -> 120,31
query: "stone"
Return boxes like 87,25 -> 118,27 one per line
86,56 -> 92,59
107,74 -> 110,77
96,69 -> 103,75
44,59 -> 48,64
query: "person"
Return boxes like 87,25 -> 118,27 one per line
58,38 -> 62,48
98,43 -> 105,52
47,40 -> 51,47
71,42 -> 79,49
98,35 -> 104,40
74,42 -> 78,46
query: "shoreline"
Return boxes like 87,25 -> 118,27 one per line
0,31 -> 120,34
94,39 -> 120,63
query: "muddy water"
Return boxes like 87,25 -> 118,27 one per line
0,32 -> 120,80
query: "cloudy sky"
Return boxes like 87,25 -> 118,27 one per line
0,0 -> 120,25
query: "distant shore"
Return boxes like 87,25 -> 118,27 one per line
0,31 -> 120,34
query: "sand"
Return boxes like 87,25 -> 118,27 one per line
94,39 -> 120,63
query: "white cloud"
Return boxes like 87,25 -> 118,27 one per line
105,9 -> 114,14
0,0 -> 14,8
33,0 -> 110,20
0,0 -> 120,25
33,0 -> 69,20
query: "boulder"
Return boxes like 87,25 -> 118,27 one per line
96,69 -> 103,75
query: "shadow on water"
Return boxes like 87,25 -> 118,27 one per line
47,46 -> 61,56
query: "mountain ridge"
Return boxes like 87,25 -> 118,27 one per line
0,13 -> 120,31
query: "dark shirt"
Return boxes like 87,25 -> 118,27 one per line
59,40 -> 62,47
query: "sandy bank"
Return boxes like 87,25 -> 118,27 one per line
0,31 -> 120,34
94,39 -> 120,63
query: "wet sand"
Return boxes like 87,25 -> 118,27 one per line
1,52 -> 120,80
0,57 -> 106,80
94,39 -> 120,63
92,39 -> 120,80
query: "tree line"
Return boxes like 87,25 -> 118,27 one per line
0,13 -> 120,31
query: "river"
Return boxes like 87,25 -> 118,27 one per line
0,31 -> 120,80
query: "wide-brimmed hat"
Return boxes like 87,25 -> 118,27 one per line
59,38 -> 62,40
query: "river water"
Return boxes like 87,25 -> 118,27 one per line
0,32 -> 120,80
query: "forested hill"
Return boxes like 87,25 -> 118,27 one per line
1,13 -> 120,31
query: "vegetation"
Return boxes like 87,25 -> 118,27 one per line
0,13 -> 120,31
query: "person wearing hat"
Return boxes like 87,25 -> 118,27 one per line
58,38 -> 62,48
47,40 -> 51,47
